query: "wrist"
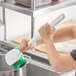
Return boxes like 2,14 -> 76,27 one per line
44,37 -> 56,52
44,37 -> 53,43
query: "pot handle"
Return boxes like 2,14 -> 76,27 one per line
23,54 -> 31,63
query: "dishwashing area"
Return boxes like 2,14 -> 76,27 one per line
0,41 -> 75,76
0,41 -> 60,76
0,0 -> 76,76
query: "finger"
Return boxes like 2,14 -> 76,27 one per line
19,39 -> 25,48
46,24 -> 51,34
41,26 -> 45,32
53,27 -> 56,31
22,39 -> 28,47
19,40 -> 27,50
38,26 -> 42,33
21,39 -> 24,45
24,39 -> 29,42
46,23 -> 50,27
22,40 -> 31,50
28,44 -> 33,49
45,23 -> 49,27
39,24 -> 44,32
21,39 -> 26,46
23,39 -> 28,43
52,27 -> 56,32
25,46 -> 31,50
19,39 -> 28,51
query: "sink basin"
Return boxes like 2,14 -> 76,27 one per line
0,41 -> 74,76
0,41 -> 61,76
0,51 -> 60,76
0,54 -> 61,76
26,63 -> 60,76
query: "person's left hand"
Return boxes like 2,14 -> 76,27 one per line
18,39 -> 33,52
38,23 -> 56,41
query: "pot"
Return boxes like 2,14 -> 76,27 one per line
0,54 -> 30,76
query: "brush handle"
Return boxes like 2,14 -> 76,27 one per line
27,14 -> 65,46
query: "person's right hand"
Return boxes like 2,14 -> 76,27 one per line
18,39 -> 33,52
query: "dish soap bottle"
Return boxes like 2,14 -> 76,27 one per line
5,47 -> 26,68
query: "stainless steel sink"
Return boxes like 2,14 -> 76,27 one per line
0,54 -> 61,76
0,41 -> 61,76
0,41 -> 75,76
26,62 -> 60,76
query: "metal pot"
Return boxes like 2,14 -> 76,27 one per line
0,54 -> 30,76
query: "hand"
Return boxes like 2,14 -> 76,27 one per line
18,39 -> 33,52
38,23 -> 56,40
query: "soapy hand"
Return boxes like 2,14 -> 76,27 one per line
38,23 -> 56,40
18,39 -> 33,52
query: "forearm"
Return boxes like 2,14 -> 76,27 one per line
38,24 -> 76,72
53,26 -> 74,42
44,38 -> 61,68
36,26 -> 74,45
44,37 -> 76,72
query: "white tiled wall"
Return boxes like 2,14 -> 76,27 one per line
0,5 -> 76,40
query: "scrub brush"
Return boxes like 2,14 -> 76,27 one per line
5,14 -> 65,68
